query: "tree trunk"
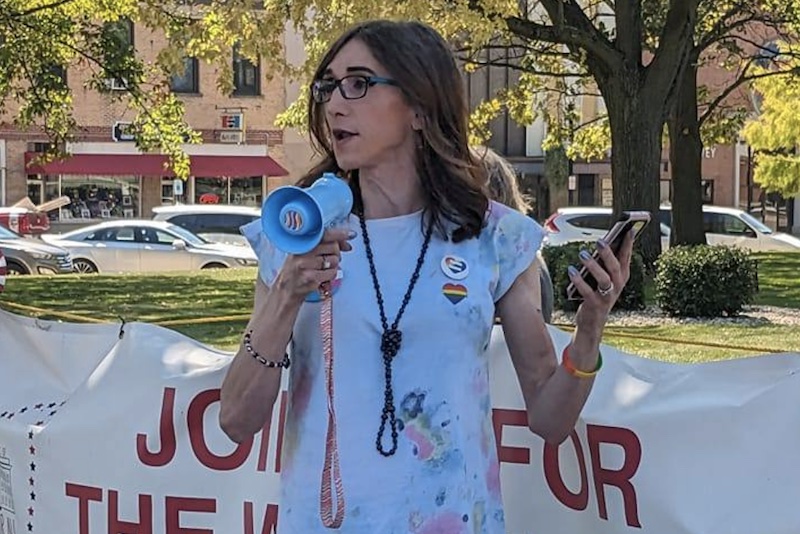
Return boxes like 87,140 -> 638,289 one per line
667,62 -> 706,246
602,76 -> 664,268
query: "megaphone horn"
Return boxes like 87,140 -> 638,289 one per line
261,172 -> 354,255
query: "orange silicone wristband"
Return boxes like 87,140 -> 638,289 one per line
562,345 -> 602,378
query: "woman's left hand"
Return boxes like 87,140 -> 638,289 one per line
567,229 -> 635,332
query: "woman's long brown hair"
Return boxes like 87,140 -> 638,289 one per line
296,20 -> 489,243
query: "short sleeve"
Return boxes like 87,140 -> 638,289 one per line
489,202 -> 545,302
240,219 -> 287,287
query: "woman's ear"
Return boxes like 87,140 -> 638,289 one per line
411,110 -> 424,131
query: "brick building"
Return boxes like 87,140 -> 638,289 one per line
0,20 -> 304,229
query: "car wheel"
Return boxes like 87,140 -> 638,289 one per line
73,259 -> 98,274
201,262 -> 228,270
6,261 -> 29,275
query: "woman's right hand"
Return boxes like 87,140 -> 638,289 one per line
274,228 -> 355,302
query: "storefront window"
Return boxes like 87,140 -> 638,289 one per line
26,175 -> 140,220
194,176 -> 262,206
44,177 -> 59,209
27,177 -> 43,205
60,176 -> 140,220
231,176 -> 262,207
195,177 -> 226,204
162,177 -> 175,204
25,175 -> 60,217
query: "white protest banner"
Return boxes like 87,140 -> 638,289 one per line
1,307 -> 799,534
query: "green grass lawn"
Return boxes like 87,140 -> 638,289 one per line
752,251 -> 800,307
2,252 -> 798,362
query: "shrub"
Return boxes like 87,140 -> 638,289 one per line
541,241 -> 646,313
654,245 -> 758,317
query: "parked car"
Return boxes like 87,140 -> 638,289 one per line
41,220 -> 259,274
659,205 -> 800,252
543,205 -> 800,252
543,207 -> 669,247
543,207 -> 616,246
0,224 -> 73,275
152,204 -> 261,247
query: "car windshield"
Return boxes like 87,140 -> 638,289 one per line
164,224 -> 209,245
58,228 -> 91,240
739,211 -> 773,234
0,225 -> 21,239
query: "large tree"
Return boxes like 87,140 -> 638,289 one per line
276,1 -> 701,265
0,0 -> 286,177
741,53 -> 800,196
665,2 -> 800,246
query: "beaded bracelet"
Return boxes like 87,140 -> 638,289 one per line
243,331 -> 291,369
561,345 -> 602,379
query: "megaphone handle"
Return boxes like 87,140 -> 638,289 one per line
319,295 -> 345,528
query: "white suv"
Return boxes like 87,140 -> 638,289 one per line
543,205 -> 800,252
152,204 -> 261,247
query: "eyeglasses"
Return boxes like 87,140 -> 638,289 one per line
311,75 -> 399,103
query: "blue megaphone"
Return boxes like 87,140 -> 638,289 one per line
261,172 -> 353,255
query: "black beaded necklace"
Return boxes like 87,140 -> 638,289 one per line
358,208 -> 434,457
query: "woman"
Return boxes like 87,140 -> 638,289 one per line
474,145 -> 533,215
473,145 -> 555,323
220,20 -> 633,534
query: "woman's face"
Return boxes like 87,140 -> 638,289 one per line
319,39 -> 420,172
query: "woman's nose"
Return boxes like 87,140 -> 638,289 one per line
324,87 -> 349,117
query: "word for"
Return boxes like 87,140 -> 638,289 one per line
493,409 -> 642,528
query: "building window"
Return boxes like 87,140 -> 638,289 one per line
106,18 -> 134,50
29,176 -> 141,221
233,44 -> 260,96
230,176 -> 262,206
171,57 -> 199,94
35,64 -> 67,89
701,179 -> 714,204
194,176 -> 263,206
51,64 -> 68,86
28,142 -> 53,153
162,177 -> 175,204
103,18 -> 135,90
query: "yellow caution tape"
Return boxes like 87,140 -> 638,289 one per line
0,301 -> 107,324
155,315 -> 251,326
550,322 -> 781,354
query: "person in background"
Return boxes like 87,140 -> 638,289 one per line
473,144 -> 554,323
221,19 -> 633,534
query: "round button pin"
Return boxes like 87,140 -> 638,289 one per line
441,255 -> 469,280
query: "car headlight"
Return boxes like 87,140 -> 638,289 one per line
30,251 -> 55,260
236,258 -> 259,266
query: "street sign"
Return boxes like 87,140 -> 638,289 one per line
112,121 -> 135,142
218,131 -> 245,144
568,174 -> 577,191
220,113 -> 244,130
173,179 -> 184,196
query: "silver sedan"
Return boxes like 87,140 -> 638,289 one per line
41,220 -> 259,274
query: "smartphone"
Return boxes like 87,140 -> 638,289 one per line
566,210 -> 651,300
